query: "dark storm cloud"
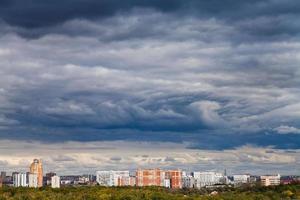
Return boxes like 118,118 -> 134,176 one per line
0,0 -> 300,41
0,0 -> 185,28
0,0 -> 297,27
0,0 -> 300,152
0,0 -> 196,28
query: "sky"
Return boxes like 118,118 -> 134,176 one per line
0,0 -> 299,175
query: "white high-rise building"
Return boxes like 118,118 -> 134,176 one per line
260,174 -> 280,186
193,172 -> 224,188
96,171 -> 129,186
51,176 -> 60,188
181,172 -> 195,188
182,175 -> 195,188
28,173 -> 38,188
13,173 -> 27,187
233,175 -> 250,184
164,179 -> 171,188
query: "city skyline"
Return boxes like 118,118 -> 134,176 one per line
0,157 -> 290,189
0,0 -> 299,175
2,159 -> 292,189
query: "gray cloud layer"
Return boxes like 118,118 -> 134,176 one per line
0,140 -> 298,175
0,1 -> 300,155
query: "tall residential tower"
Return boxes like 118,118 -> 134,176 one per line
29,159 -> 43,187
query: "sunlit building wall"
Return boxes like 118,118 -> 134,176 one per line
260,174 -> 280,186
165,170 -> 182,189
193,172 -> 224,188
233,174 -> 250,184
136,169 -> 164,187
13,173 -> 27,187
96,171 -> 130,186
28,173 -> 38,188
51,176 -> 60,188
29,159 -> 43,187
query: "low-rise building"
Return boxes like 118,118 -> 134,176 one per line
60,175 -> 79,185
82,174 -> 96,183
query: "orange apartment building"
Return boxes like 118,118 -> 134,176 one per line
117,176 -> 136,186
128,176 -> 136,186
136,169 -> 164,187
117,176 -> 127,186
165,170 -> 182,189
29,159 -> 43,187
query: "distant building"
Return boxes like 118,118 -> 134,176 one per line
13,173 -> 27,187
233,175 -> 250,184
164,179 -> 171,188
60,176 -> 80,185
46,172 -> 56,185
281,176 -> 300,185
96,171 -> 129,186
30,159 -> 43,187
117,175 -> 137,186
51,176 -> 60,188
182,175 -> 195,188
128,176 -> 136,186
165,170 -> 182,189
28,173 -> 38,188
193,172 -> 224,188
260,174 -> 280,186
249,176 -> 258,183
77,176 -> 89,185
60,179 -> 72,185
82,174 -> 96,183
1,171 -> 6,182
136,169 -> 164,187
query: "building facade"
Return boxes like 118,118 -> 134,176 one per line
233,174 -> 250,184
29,159 -> 43,187
193,172 -> 224,188
51,176 -> 60,188
165,170 -> 182,189
164,179 -> 171,188
1,172 -> 6,183
136,169 -> 164,187
46,172 -> 56,185
13,173 -> 27,187
28,173 -> 38,188
182,175 -> 195,188
260,175 -> 281,186
96,171 -> 130,186
129,176 -> 136,186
